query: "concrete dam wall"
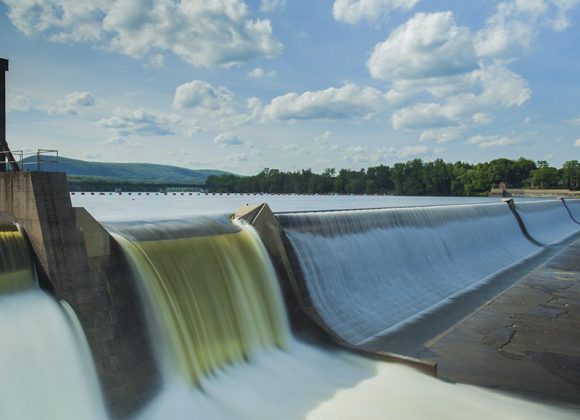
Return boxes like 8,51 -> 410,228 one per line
0,173 -> 159,417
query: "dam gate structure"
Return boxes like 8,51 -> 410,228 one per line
0,171 -> 159,417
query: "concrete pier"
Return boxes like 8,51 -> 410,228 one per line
0,172 -> 159,418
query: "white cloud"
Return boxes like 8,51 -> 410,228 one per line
245,97 -> 263,122
468,134 -> 521,148
368,12 -> 476,81
397,144 -> 428,158
248,67 -> 277,78
475,0 -> 580,58
101,136 -> 141,147
332,0 -> 419,25
146,54 -> 165,68
4,0 -> 282,68
419,126 -> 466,143
575,138 -> 580,147
566,116 -> 580,125
97,108 -> 174,136
393,103 -> 453,130
389,62 -> 531,131
52,91 -> 96,115
7,92 -> 34,112
314,131 -> 333,144
8,90 -> 97,115
367,12 -> 531,129
263,84 -> 388,121
343,144 -> 429,163
260,0 -> 286,12
213,132 -> 244,147
472,112 -> 492,125
367,8 -> 557,141
172,80 -> 234,114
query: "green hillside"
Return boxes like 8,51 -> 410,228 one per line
23,156 -> 229,184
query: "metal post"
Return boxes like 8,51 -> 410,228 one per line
0,58 -> 7,172
0,58 -> 20,172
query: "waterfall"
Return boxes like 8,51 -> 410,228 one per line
0,224 -> 107,420
0,225 -> 35,293
277,203 -> 542,345
515,200 -> 580,244
110,216 -> 290,386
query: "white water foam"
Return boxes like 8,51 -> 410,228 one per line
138,340 -> 578,420
0,290 -> 107,420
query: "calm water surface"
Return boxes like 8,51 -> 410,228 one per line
71,193 -> 540,222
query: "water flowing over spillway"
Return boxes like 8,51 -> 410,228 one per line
0,225 -> 107,420
111,217 -> 290,385
515,200 -> 580,244
0,226 -> 35,293
109,214 -> 578,420
565,199 -> 580,223
278,203 -> 542,346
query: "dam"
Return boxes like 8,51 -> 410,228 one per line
1,171 -> 580,419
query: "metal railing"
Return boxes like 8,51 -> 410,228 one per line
0,149 -> 59,172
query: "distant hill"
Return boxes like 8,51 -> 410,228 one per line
22,156 -> 230,185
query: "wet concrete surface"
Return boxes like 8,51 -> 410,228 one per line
427,239 -> 580,405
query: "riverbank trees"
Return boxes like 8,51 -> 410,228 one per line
206,158 -> 579,196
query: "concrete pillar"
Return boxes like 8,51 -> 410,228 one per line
0,172 -> 159,418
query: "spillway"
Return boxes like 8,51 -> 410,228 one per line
515,200 -> 580,244
109,214 -> 578,420
563,198 -> 580,223
110,216 -> 290,386
277,203 -> 542,345
0,225 -> 107,420
0,226 -> 35,293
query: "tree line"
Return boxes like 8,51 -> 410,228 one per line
206,158 -> 580,196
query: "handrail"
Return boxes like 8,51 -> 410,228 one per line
0,149 -> 59,172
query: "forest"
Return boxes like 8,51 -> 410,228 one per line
206,158 -> 580,196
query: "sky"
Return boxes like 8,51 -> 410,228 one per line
0,0 -> 579,175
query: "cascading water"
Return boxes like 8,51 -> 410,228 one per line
110,216 -> 290,386
515,200 -> 580,244
109,214 -> 577,420
0,225 -> 35,294
277,203 -> 542,346
0,225 -> 107,420
565,199 -> 580,223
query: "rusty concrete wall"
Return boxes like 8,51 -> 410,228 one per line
0,172 -> 159,418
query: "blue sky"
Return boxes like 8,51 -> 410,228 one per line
1,0 -> 579,174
